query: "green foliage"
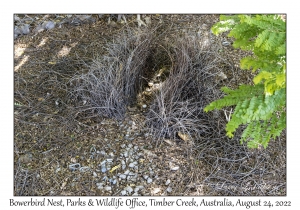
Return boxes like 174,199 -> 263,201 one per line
206,15 -> 286,148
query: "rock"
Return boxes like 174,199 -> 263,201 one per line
165,179 -> 171,185
96,183 -> 104,189
222,41 -> 230,46
129,163 -> 135,168
124,170 -> 130,175
20,24 -> 30,34
132,192 -> 139,196
120,190 -> 127,196
106,158 -> 113,163
98,150 -> 106,156
69,163 -> 81,171
166,187 -> 172,193
119,174 -> 127,179
142,104 -> 147,109
147,177 -> 153,184
134,186 -> 144,192
14,26 -> 22,36
121,144 -> 126,148
101,167 -> 107,173
45,21 -> 55,30
125,186 -> 133,194
123,152 -> 128,158
143,175 -> 149,180
104,186 -> 112,191
170,166 -> 179,171
153,188 -> 161,194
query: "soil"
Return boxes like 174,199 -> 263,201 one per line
14,14 -> 286,196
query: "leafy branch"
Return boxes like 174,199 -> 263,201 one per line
205,15 -> 286,148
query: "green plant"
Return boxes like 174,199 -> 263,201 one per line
204,15 -> 286,148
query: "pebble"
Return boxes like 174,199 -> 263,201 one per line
45,21 -> 55,30
97,183 -> 104,190
119,174 -> 127,179
121,144 -> 126,148
129,163 -> 135,168
166,187 -> 172,193
222,41 -> 230,46
101,167 -> 107,173
69,163 -> 81,171
125,186 -> 133,194
147,177 -> 153,184
104,186 -> 112,191
170,166 -> 179,171
134,186 -> 144,192
165,179 -> 171,185
143,175 -> 149,180
123,151 -> 128,158
20,24 -> 30,34
120,190 -> 127,196
142,104 -> 147,108
106,158 -> 113,162
153,188 -> 161,194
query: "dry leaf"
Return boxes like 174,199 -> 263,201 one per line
178,132 -> 190,141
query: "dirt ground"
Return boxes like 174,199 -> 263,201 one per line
14,14 -> 286,196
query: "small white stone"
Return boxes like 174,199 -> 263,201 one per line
125,186 -> 133,194
120,190 -> 127,196
166,187 -> 172,193
153,188 -> 161,194
147,177 -> 153,184
170,166 -> 179,171
165,179 -> 171,185
119,174 -> 127,179
142,104 -> 147,109
104,186 -> 112,191
135,185 -> 144,191
143,175 -> 149,180
129,163 -> 135,168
